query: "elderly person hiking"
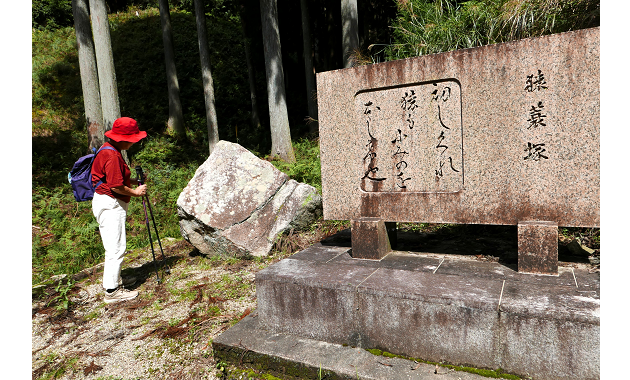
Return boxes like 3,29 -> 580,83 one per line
91,117 -> 147,303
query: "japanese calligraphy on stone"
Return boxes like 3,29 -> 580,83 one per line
523,70 -> 550,161
357,80 -> 464,193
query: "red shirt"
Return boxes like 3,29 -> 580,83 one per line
91,142 -> 132,203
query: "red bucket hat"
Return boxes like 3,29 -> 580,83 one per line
105,117 -> 147,143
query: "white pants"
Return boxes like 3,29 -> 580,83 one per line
92,192 -> 129,290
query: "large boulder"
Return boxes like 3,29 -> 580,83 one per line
177,141 -> 322,257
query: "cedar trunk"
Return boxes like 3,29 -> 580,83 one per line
193,0 -> 219,154
300,0 -> 318,135
239,5 -> 261,134
159,0 -> 185,136
259,0 -> 295,163
72,0 -> 104,151
89,0 -> 120,132
341,0 -> 359,68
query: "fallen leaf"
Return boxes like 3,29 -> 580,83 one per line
83,360 -> 102,375
238,308 -> 251,321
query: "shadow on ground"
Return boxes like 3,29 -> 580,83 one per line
321,224 -> 594,272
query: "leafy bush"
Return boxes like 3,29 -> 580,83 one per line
32,0 -> 73,31
32,27 -> 82,139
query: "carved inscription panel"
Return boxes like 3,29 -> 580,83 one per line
357,80 -> 464,193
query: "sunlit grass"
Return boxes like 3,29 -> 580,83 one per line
386,0 -> 599,60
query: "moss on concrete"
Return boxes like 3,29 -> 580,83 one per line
364,348 -> 522,379
213,345 -> 332,380
216,341 -> 522,380
225,367 -> 286,380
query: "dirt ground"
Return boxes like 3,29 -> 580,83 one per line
32,225 -> 599,380
32,238 -> 261,380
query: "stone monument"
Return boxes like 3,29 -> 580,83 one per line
214,28 -> 600,380
317,27 -> 599,275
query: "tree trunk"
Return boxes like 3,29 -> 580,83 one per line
259,0 -> 295,162
299,0 -> 318,136
89,0 -> 120,132
72,0 -> 104,152
193,0 -> 219,155
158,0 -> 185,136
341,0 -> 359,68
239,4 -> 261,134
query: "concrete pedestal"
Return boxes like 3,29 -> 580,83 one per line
518,221 -> 559,275
249,240 -> 599,380
350,218 -> 392,260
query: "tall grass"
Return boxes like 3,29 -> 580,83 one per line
386,0 -> 599,60
269,138 -> 322,193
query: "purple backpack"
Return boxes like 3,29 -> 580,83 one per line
68,146 -> 116,202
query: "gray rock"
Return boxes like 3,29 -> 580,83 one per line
177,141 -> 322,257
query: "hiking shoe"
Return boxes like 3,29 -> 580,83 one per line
104,287 -> 139,304
122,276 -> 137,288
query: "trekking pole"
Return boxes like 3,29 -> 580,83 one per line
136,166 -> 161,284
136,166 -> 169,274
144,197 -> 170,273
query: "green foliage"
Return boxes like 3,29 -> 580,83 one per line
108,8 -> 266,151
32,187 -> 105,284
175,0 -> 239,17
211,273 -> 253,300
219,366 -> 285,380
32,0 -> 73,31
35,351 -> 79,380
497,0 -> 600,40
216,361 -> 228,377
560,227 -> 599,248
386,0 -> 600,60
269,138 -> 322,193
32,27 -> 83,141
386,0 -> 499,59
49,279 -> 76,311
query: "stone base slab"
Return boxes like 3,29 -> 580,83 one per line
213,312 -> 498,380
254,242 -> 600,380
